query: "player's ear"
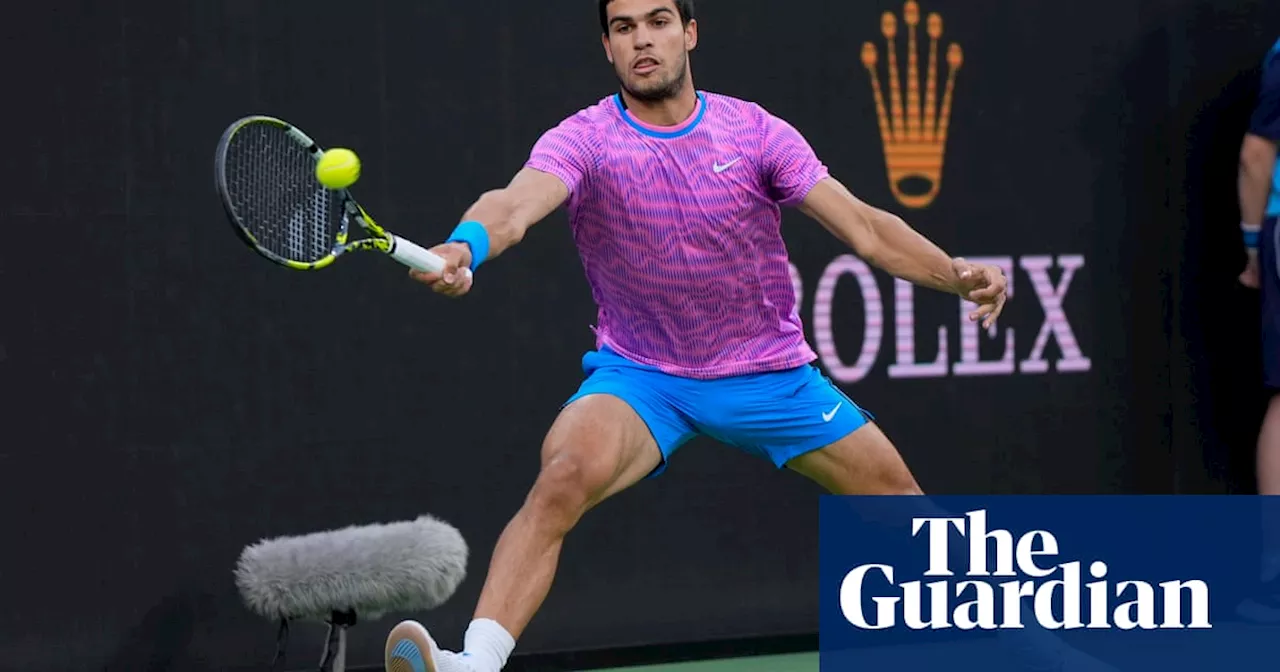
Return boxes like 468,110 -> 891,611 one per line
684,19 -> 697,50
601,32 -> 615,64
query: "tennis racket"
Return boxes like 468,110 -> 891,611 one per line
213,115 -> 469,278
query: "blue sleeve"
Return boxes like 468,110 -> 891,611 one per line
1250,49 -> 1280,141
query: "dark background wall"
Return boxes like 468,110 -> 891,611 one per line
1,1 -> 1278,670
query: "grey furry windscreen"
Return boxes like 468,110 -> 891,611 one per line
234,515 -> 468,622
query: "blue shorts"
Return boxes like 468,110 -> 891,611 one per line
1262,216 -> 1280,391
563,347 -> 874,477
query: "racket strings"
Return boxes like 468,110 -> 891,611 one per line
223,123 -> 344,263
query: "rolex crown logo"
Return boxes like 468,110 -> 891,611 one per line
861,0 -> 963,209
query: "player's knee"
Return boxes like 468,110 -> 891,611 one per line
525,451 -> 613,530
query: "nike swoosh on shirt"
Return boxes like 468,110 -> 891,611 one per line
713,158 -> 741,173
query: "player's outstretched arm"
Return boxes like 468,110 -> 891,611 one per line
799,176 -> 1008,328
409,167 -> 569,297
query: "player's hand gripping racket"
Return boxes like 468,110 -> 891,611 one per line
213,115 -> 470,279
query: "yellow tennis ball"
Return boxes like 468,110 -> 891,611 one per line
315,148 -> 361,189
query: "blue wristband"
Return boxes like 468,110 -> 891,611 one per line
447,220 -> 490,272
1244,229 -> 1260,250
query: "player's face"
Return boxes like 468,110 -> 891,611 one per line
601,0 -> 697,102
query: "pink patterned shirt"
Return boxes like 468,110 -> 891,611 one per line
525,91 -> 829,379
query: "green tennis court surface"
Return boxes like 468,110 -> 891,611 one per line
587,652 -> 818,672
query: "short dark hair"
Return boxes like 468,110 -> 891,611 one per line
598,0 -> 695,33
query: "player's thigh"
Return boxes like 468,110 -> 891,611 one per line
697,364 -> 920,495
1262,216 -> 1280,391
785,422 -> 923,496
540,393 -> 665,505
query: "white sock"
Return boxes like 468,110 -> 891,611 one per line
460,618 -> 516,671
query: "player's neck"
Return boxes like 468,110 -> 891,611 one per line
618,83 -> 699,128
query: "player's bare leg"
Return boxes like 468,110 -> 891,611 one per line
386,394 -> 661,672
1238,394 -> 1280,624
1257,395 -> 1280,496
472,394 -> 661,635
1259,395 -> 1280,568
783,421 -> 922,496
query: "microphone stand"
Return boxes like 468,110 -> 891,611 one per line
318,609 -> 358,672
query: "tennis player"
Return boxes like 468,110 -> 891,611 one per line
1239,37 -> 1280,502
385,1 -> 1007,670
1236,35 -> 1280,623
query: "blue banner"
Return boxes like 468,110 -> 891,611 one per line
820,496 -> 1280,671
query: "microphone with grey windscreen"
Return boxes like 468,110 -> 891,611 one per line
235,514 -> 468,672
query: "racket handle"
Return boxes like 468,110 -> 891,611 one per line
389,235 -> 473,279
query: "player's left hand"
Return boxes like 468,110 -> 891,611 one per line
952,257 -> 1008,329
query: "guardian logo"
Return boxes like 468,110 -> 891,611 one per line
838,510 -> 1212,632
